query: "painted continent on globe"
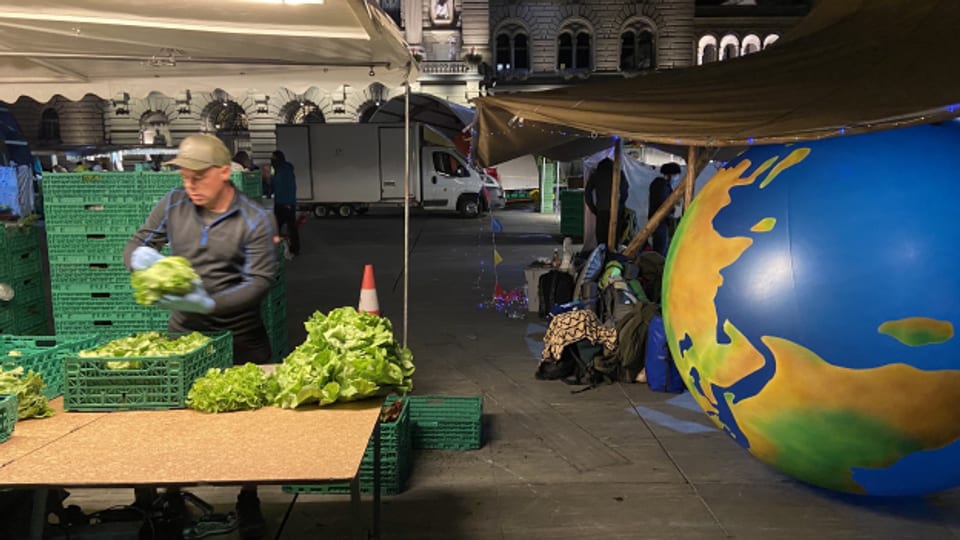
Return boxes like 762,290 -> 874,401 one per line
662,122 -> 960,496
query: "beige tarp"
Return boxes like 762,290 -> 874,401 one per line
472,0 -> 960,167
0,0 -> 416,102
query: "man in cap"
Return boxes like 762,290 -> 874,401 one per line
124,133 -> 277,538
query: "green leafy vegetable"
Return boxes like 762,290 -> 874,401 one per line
7,350 -> 22,357
271,307 -> 415,409
131,256 -> 200,305
0,366 -> 54,420
187,363 -> 270,413
78,331 -> 210,370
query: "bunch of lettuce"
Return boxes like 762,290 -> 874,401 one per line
187,363 -> 273,413
131,256 -> 199,306
78,331 -> 210,370
0,366 -> 54,420
271,307 -> 415,409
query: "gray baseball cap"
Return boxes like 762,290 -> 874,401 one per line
164,134 -> 232,170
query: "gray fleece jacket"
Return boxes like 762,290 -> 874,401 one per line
123,187 -> 278,338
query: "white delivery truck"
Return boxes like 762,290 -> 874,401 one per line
276,122 -> 498,218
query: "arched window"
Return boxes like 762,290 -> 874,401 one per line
620,26 -> 656,71
698,35 -> 719,65
201,95 -> 250,155
495,34 -> 512,71
763,34 -> 780,49
514,34 -> 529,70
39,108 -> 61,144
719,34 -> 740,61
575,33 -> 592,70
494,24 -> 530,73
139,111 -> 171,146
557,33 -> 573,70
741,34 -> 762,56
280,100 -> 325,124
557,22 -> 593,71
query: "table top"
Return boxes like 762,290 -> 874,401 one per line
0,397 -> 383,488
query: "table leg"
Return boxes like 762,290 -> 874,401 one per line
373,422 -> 381,540
350,475 -> 363,540
30,489 -> 47,540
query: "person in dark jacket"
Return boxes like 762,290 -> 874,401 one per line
648,162 -> 683,257
124,133 -> 277,539
584,158 -> 629,248
270,150 -> 300,256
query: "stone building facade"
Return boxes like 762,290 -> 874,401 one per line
8,0 -> 810,168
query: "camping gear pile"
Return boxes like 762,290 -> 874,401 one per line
534,244 -> 683,393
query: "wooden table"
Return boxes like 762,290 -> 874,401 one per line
0,398 -> 385,539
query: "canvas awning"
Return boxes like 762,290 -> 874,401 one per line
472,0 -> 960,166
0,0 -> 417,102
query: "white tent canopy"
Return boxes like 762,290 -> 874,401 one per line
0,0 -> 417,102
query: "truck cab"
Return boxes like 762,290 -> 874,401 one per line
421,145 -> 488,217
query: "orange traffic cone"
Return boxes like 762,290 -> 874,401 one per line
358,264 -> 380,315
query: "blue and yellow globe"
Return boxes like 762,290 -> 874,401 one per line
663,122 -> 960,496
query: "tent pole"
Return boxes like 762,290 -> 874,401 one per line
607,139 -> 623,250
403,83 -> 410,348
684,146 -> 697,209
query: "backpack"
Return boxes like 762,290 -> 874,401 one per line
538,270 -> 575,319
645,315 -> 685,393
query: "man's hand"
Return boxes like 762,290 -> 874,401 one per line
131,246 -> 165,271
157,280 -> 215,314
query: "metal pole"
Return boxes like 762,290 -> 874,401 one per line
403,83 -> 410,348
684,146 -> 697,209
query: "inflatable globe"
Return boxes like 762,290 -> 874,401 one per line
662,122 -> 960,496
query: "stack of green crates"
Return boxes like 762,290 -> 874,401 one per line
0,224 -> 49,335
282,396 -> 413,495
43,172 -> 168,337
559,189 -> 585,239
43,171 -> 266,337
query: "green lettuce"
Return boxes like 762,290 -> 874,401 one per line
0,366 -> 54,420
78,332 -> 210,370
187,363 -> 270,413
131,256 -> 199,305
270,307 -> 415,409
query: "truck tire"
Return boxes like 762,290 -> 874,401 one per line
458,195 -> 481,218
313,205 -> 328,218
337,204 -> 354,218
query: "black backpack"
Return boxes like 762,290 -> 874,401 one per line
538,270 -> 575,319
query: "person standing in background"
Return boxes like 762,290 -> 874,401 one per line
270,150 -> 300,257
584,158 -> 629,248
648,162 -> 682,257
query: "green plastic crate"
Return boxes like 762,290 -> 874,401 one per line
49,263 -> 133,293
52,290 -> 151,315
407,395 -> 483,450
0,279 -> 47,334
41,172 -> 142,203
0,225 -> 42,280
283,396 -> 413,495
54,317 -> 167,338
0,394 -> 16,444
63,332 -> 233,411
237,171 -> 263,199
0,335 -> 99,399
44,202 -> 148,234
139,173 -> 182,199
46,232 -> 129,264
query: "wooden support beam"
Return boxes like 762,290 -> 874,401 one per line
622,146 -> 715,258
